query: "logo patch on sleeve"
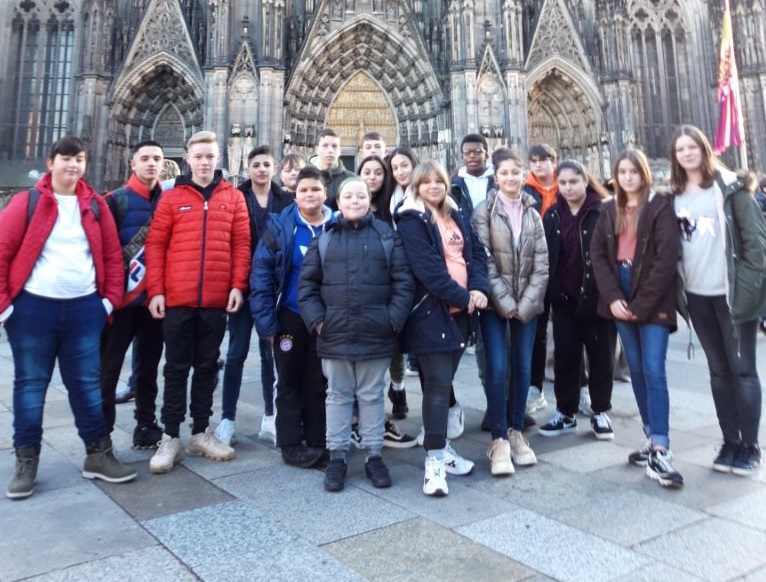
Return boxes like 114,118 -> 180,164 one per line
278,335 -> 294,352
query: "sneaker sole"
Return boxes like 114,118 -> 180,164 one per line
444,463 -> 474,476
365,470 -> 393,488
628,458 -> 649,467
6,484 -> 36,499
324,482 -> 345,492
186,448 -> 235,462
512,453 -> 537,466
423,485 -> 448,496
646,466 -> 684,488
150,463 -> 178,474
731,466 -> 760,477
538,426 -> 577,437
490,462 -> 515,476
383,438 -> 418,449
593,432 -> 615,441
132,443 -> 159,450
82,470 -> 137,483
712,463 -> 733,473
257,431 -> 277,445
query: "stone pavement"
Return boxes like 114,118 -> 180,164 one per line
1,322 -> 766,582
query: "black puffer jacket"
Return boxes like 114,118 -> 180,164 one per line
299,212 -> 414,361
543,190 -> 603,319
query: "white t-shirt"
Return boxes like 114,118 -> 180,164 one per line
24,193 -> 97,298
674,186 -> 727,296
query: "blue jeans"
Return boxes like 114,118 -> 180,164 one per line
221,301 -> 275,420
5,291 -> 108,448
616,265 -> 670,448
480,309 -> 538,437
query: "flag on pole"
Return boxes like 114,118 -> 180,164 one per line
713,0 -> 745,155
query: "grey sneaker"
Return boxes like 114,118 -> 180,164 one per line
187,427 -> 235,461
7,446 -> 40,500
82,437 -> 137,483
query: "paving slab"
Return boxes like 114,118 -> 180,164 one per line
214,463 -> 414,544
705,487 -> 766,532
95,460 -> 234,521
457,508 -> 650,582
537,440 -> 634,473
610,562 -> 705,581
193,538 -> 366,582
180,435 -> 282,480
554,488 -> 707,546
25,545 -> 198,582
143,501 -> 293,568
467,459 -> 622,516
0,482 -> 154,581
349,460 -> 518,528
637,517 -> 766,581
324,517 -> 534,582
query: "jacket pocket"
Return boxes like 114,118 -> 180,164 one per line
731,263 -> 766,322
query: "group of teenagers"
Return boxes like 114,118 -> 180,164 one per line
0,122 -> 763,501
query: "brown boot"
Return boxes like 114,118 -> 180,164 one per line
83,437 -> 137,483
7,446 -> 40,499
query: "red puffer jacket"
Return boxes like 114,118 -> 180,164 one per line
145,175 -> 251,308
0,173 -> 124,313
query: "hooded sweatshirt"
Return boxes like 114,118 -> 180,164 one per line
525,171 -> 558,216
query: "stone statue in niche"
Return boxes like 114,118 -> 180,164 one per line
332,0 -> 342,18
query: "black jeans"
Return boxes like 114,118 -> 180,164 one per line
551,303 -> 616,417
530,298 -> 551,389
687,293 -> 762,444
100,306 -> 164,431
273,308 -> 326,448
161,307 -> 227,435
417,311 -> 470,451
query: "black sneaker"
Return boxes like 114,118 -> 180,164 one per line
132,423 -> 164,450
364,455 -> 392,488
590,412 -> 614,440
628,439 -> 651,466
538,411 -> 577,437
281,444 -> 324,468
383,420 -> 417,449
324,459 -> 347,492
712,441 -> 740,473
350,423 -> 362,448
388,385 -> 409,420
646,449 -> 684,488
732,443 -> 761,477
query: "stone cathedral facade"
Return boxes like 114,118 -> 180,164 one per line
1,0 -> 765,189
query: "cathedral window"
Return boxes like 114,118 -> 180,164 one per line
9,0 -> 74,159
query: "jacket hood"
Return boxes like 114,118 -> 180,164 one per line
328,211 -> 374,231
457,165 -> 495,180
554,187 -> 602,214
486,188 -> 537,212
36,172 -> 98,201
293,203 -> 333,227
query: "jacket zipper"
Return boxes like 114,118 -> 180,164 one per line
197,199 -> 208,307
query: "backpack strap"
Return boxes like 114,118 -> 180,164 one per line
317,229 -> 331,265
26,188 -> 41,224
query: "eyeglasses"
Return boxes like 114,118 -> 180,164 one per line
462,148 -> 485,157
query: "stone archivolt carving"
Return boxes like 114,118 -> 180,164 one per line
126,0 -> 199,70
326,71 -> 398,147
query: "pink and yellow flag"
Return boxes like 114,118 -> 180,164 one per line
714,0 -> 745,155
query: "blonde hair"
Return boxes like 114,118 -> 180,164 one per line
410,160 -> 451,217
187,130 -> 218,149
159,159 -> 181,182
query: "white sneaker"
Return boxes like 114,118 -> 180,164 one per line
446,403 -> 465,440
150,434 -> 183,474
508,429 -> 537,466
578,387 -> 593,415
258,414 -> 276,445
444,441 -> 474,475
526,387 -> 548,414
487,438 -> 514,476
423,456 -> 448,496
214,419 -> 237,447
187,427 -> 235,461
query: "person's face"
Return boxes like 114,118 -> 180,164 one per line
674,135 -> 703,173
417,171 -> 447,208
361,139 -> 386,159
280,161 -> 304,191
557,168 -> 587,206
337,181 -> 370,222
461,141 -> 488,175
390,154 -> 413,187
247,154 -> 275,187
360,160 -> 385,194
529,155 -> 555,181
495,160 -> 525,198
316,136 -> 341,170
131,146 -> 163,185
295,177 -> 327,215
47,151 -> 87,192
616,159 -> 644,196
186,142 -> 219,185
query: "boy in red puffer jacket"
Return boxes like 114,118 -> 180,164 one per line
145,131 -> 251,474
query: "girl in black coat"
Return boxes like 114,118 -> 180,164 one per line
395,161 -> 489,497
